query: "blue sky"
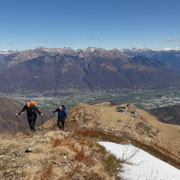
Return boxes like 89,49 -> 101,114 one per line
0,0 -> 180,50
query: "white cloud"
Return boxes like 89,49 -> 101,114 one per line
7,43 -> 14,46
88,36 -> 100,41
166,38 -> 180,42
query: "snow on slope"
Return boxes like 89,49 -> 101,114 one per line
98,142 -> 180,180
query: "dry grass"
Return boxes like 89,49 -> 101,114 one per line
73,129 -> 126,144
72,128 -> 180,169
40,161 -> 54,180
0,130 -> 124,179
51,131 -> 123,179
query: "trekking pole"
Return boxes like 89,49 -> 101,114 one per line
16,116 -> 22,132
41,116 -> 44,133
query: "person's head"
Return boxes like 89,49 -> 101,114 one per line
26,101 -> 31,107
59,106 -> 63,110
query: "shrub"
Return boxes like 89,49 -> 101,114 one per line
104,153 -> 123,176
76,150 -> 86,161
53,138 -> 62,147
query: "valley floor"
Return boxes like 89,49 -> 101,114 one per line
1,86 -> 180,110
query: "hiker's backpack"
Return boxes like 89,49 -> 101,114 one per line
30,101 -> 38,107
61,105 -> 66,110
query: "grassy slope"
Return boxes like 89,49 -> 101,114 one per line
0,130 -> 123,180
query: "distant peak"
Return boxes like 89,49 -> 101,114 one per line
35,46 -> 46,50
121,47 -> 180,52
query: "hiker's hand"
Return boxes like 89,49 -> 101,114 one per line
40,113 -> 43,116
16,113 -> 19,116
65,119 -> 68,122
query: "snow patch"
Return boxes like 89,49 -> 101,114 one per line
98,142 -> 180,180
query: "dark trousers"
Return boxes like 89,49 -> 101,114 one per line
57,117 -> 65,130
27,114 -> 37,132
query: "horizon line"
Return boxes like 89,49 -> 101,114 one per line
1,46 -> 180,52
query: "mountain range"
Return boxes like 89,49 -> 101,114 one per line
1,47 -> 180,93
122,47 -> 180,70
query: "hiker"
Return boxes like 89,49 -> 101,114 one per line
53,105 -> 68,130
16,101 -> 43,132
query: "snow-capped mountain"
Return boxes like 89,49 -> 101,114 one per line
0,49 -> 19,55
1,47 -> 180,93
121,47 -> 180,69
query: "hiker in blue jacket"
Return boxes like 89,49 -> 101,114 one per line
53,105 -> 68,130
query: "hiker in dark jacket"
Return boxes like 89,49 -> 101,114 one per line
53,105 -> 68,130
16,101 -> 43,132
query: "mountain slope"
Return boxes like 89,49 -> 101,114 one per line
150,105 -> 180,125
57,102 -> 180,168
0,48 -> 180,93
0,130 -> 122,180
1,100 -> 180,179
122,48 -> 180,70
